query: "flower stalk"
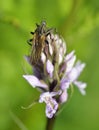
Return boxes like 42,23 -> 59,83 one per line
46,117 -> 56,130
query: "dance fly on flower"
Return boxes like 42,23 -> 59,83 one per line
27,21 -> 53,65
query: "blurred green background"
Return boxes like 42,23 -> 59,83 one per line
0,0 -> 99,130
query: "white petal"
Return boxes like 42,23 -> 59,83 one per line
49,42 -> 53,55
59,53 -> 63,64
46,35 -> 53,55
46,60 -> 54,78
74,81 -> 87,95
23,75 -> 48,89
41,52 -> 46,63
63,41 -> 66,54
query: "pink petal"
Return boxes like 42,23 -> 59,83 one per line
75,61 -> 86,74
67,68 -> 79,82
65,51 -> 75,61
60,79 -> 70,90
74,81 -> 87,95
59,89 -> 68,103
23,75 -> 48,89
67,61 -> 86,82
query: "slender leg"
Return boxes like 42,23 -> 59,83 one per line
27,39 -> 32,46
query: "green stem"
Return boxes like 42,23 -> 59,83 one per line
46,117 -> 56,130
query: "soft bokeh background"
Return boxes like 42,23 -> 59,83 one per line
0,0 -> 99,130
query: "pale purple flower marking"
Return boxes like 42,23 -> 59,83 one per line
46,99 -> 58,118
39,91 -> 61,118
